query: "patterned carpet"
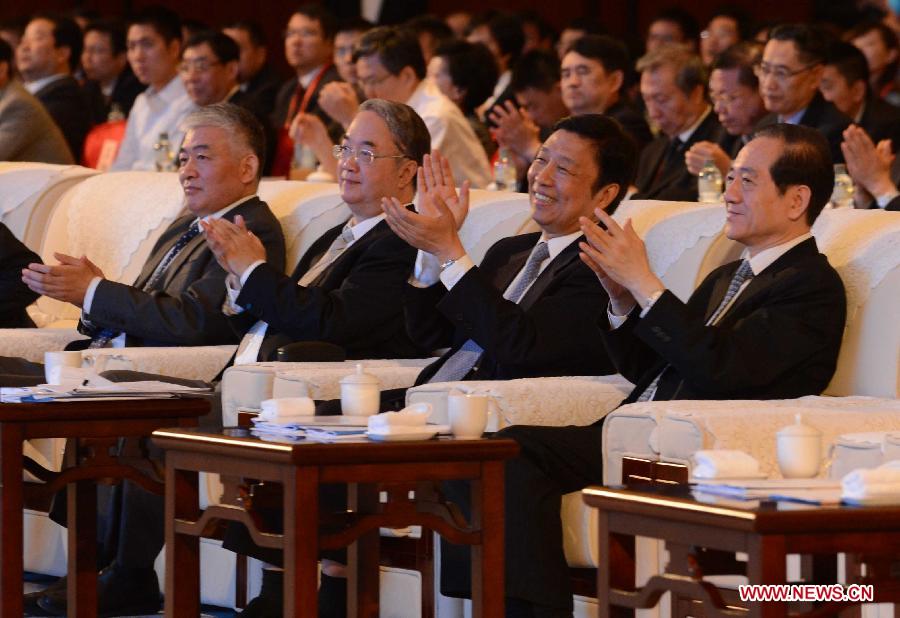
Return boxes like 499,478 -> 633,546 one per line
24,574 -> 239,617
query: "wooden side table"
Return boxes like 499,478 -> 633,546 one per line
152,428 -> 519,618
583,485 -> 900,618
0,397 -> 208,617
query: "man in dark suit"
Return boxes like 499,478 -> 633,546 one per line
481,124 -> 846,616
25,102 -> 285,616
560,35 -> 653,154
633,45 -> 724,201
821,41 -> 900,148
16,14 -> 93,160
223,21 -> 282,125
81,19 -> 145,123
0,223 -> 41,328
754,24 -> 851,163
842,123 -> 900,211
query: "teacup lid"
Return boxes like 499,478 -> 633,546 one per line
776,413 -> 822,438
340,363 -> 379,385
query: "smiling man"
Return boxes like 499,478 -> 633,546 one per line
481,123 -> 847,617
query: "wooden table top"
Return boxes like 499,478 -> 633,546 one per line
152,427 -> 520,465
583,485 -> 900,534
0,396 -> 210,423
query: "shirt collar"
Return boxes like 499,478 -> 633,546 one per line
743,232 -> 812,275
298,65 -> 325,88
150,74 -> 187,102
492,70 -> 511,98
23,73 -> 66,94
677,106 -> 712,143
778,107 -> 806,125
345,212 -> 386,241
406,79 -> 430,107
539,229 -> 583,262
195,194 -> 257,226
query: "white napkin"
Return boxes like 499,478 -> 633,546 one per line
367,403 -> 432,434
841,460 -> 900,501
258,397 -> 315,424
692,449 -> 761,479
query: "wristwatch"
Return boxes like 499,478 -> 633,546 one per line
439,256 -> 459,271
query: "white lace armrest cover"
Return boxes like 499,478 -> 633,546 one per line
81,345 -> 237,383
0,328 -> 83,362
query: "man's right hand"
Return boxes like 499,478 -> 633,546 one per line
489,100 -> 541,162
318,82 -> 360,129
685,141 -> 731,176
841,125 -> 896,199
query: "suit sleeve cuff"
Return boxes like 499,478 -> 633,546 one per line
239,260 -> 266,287
439,254 -> 475,290
82,276 -> 103,314
607,303 -> 630,329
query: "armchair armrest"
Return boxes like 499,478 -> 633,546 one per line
276,341 -> 347,362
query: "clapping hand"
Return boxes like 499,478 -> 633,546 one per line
22,253 -> 104,307
841,125 -> 896,199
416,150 -> 470,228
201,215 -> 265,277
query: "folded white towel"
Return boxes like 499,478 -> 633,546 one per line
258,397 -> 315,424
367,403 -> 432,433
841,460 -> 900,500
692,449 -> 761,479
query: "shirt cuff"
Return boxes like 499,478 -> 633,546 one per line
639,289 -> 666,318
223,274 -> 244,315
409,250 -> 442,288
83,276 -> 103,314
607,303 -> 630,329
239,260 -> 266,287
876,190 -> 900,209
439,254 -> 475,290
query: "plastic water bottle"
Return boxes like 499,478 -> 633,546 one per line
830,163 -> 854,208
153,132 -> 174,172
491,147 -> 518,191
698,158 -> 723,203
293,142 -> 317,171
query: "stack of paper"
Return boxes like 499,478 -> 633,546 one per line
692,478 -> 843,505
1,381 -> 211,403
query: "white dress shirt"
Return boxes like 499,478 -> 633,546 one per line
23,73 -> 67,95
111,75 -> 196,171
407,79 -> 492,189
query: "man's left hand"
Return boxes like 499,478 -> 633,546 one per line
21,253 -> 104,307
201,215 -> 266,277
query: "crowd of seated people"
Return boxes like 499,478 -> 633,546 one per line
2,2 -> 900,618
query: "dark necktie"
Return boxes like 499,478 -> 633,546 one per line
635,259 -> 755,402
652,137 -> 683,188
427,241 -> 550,384
89,222 -> 201,349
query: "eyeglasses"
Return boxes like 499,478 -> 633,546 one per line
709,92 -> 743,107
332,144 -> 407,165
178,58 -> 221,74
357,73 -> 392,89
753,61 -> 820,81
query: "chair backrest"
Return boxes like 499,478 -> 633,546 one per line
81,120 -> 127,170
257,180 -> 348,271
31,171 -> 185,327
0,162 -> 97,251
812,209 -> 900,398
458,188 -> 535,264
613,199 -> 743,301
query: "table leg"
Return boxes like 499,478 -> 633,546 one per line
747,535 -> 787,618
68,474 -> 98,618
284,466 -> 319,617
165,456 -> 200,617
471,461 -> 505,618
0,424 -> 24,616
348,483 -> 380,618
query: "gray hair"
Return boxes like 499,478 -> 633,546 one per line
358,98 -> 431,165
180,103 -> 266,179
636,44 -> 707,97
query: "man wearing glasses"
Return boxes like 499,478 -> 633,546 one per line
754,23 -> 850,162
204,99 -> 428,364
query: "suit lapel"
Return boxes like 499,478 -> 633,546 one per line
291,221 -> 345,281
132,214 -> 194,289
493,235 -> 537,293
702,262 -> 739,322
517,238 -> 580,310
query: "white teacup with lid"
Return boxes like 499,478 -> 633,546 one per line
776,413 -> 823,478
340,364 -> 380,416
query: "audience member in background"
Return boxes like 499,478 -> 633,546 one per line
633,45 -> 723,201
0,17 -> 26,58
81,19 -> 145,123
646,7 -> 700,53
444,11 -> 472,39
429,39 -> 498,157
0,38 -> 74,163
270,4 -> 341,134
846,20 -> 900,106
490,49 -> 569,181
555,17 -> 605,59
355,26 -> 492,187
180,32 -> 240,107
405,14 -> 452,64
821,40 -> 900,147
481,123 -> 846,617
111,7 -> 194,171
467,11 -> 525,121
0,222 -> 41,328
317,17 -> 372,130
16,14 -> 93,159
223,20 -> 282,124
519,10 -> 556,53
842,124 -> 900,210
180,18 -> 209,43
754,24 -> 851,163
699,7 -> 746,66
561,35 -> 653,153
686,42 -> 765,177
